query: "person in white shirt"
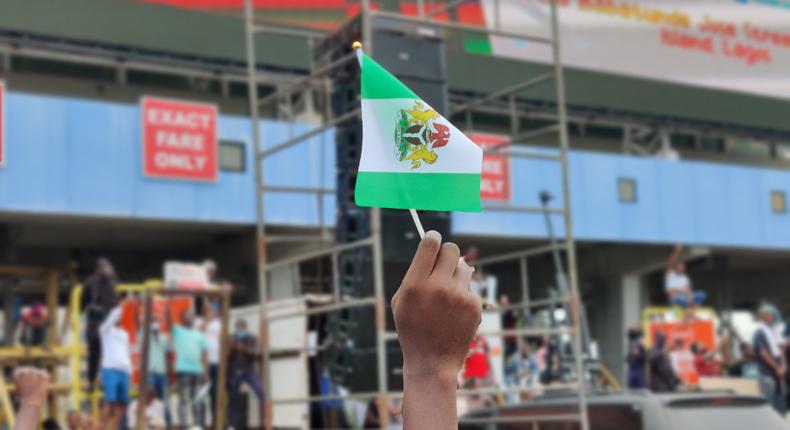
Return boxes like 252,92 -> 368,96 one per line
99,302 -> 132,430
127,386 -> 166,430
665,244 -> 706,309
199,302 -> 222,426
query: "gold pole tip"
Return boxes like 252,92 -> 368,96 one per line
352,41 -> 362,50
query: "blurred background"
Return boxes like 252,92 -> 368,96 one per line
0,1 -> 789,429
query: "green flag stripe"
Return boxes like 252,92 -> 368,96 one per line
361,54 -> 419,100
355,171 -> 482,212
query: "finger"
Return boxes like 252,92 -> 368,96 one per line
453,257 -> 475,288
402,230 -> 442,284
432,242 -> 460,279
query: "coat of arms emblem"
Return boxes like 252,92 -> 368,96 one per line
394,101 -> 451,170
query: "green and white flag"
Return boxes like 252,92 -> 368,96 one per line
355,52 -> 483,212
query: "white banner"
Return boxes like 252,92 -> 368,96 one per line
481,0 -> 790,99
163,261 -> 209,290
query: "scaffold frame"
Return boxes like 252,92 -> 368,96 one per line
243,1 -> 590,429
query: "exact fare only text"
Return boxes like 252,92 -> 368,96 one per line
146,107 -> 214,172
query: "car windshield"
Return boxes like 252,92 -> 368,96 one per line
664,397 -> 787,430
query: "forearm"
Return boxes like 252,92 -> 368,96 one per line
402,372 -> 457,430
760,349 -> 781,373
15,401 -> 43,430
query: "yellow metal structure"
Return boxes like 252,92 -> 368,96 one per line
1,271 -> 229,426
0,371 -> 14,428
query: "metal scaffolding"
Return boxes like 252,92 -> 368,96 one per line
244,1 -> 589,429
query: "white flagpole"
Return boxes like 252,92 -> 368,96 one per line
354,42 -> 425,239
409,209 -> 425,239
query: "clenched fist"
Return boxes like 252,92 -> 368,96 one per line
13,367 -> 50,408
393,230 -> 481,430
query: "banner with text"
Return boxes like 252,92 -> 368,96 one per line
480,0 -> 790,99
470,133 -> 511,202
142,96 -> 218,181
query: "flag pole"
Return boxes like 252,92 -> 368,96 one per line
354,41 -> 426,239
409,209 -> 425,239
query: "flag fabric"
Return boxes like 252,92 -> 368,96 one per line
354,53 -> 483,212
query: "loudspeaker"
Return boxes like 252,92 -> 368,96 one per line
381,210 -> 450,262
321,14 -> 450,392
324,347 -> 405,393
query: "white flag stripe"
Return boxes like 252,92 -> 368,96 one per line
359,98 -> 483,174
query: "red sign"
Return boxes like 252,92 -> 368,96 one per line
469,133 -> 511,202
0,81 -> 5,166
647,320 -> 716,351
142,96 -> 218,181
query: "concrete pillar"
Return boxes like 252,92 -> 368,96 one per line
590,273 -> 644,384
620,273 -> 643,382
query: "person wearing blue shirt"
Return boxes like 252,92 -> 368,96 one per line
168,308 -> 208,427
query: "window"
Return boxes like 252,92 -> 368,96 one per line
771,190 -> 786,214
618,178 -> 637,203
219,140 -> 245,172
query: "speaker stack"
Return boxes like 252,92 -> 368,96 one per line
316,14 -> 450,392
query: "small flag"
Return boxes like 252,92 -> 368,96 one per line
355,52 -> 483,212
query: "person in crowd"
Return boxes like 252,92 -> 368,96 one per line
65,411 -> 94,430
168,308 -> 208,427
534,336 -> 549,373
99,301 -> 132,430
692,343 -> 721,377
753,303 -> 787,413
729,342 -> 760,378
82,257 -> 119,389
669,339 -> 697,387
12,367 -> 51,430
391,230 -> 481,429
540,337 -> 563,385
138,317 -> 170,428
648,331 -> 679,392
626,326 -> 647,389
66,410 -> 82,430
204,259 -> 220,284
665,245 -> 706,310
15,302 -> 49,351
363,398 -> 403,429
463,246 -> 497,305
504,342 -> 538,403
127,386 -> 166,430
144,320 -> 169,401
463,334 -> 492,385
41,418 -> 61,430
499,295 -> 518,358
227,318 -> 266,428
199,302 -> 222,426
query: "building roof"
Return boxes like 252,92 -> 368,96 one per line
2,0 -> 789,134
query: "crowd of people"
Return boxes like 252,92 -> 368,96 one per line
12,230 -> 484,430
620,244 -> 790,415
10,258 -> 266,430
11,239 -> 790,428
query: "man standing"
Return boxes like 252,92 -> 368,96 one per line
82,257 -> 118,388
753,304 -> 787,414
169,308 -> 208,427
648,331 -> 679,392
145,321 -> 168,401
199,302 -> 221,426
227,318 -> 265,429
665,245 -> 705,309
625,327 -> 647,389
99,302 -> 132,430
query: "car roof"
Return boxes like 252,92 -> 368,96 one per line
464,388 -> 768,416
